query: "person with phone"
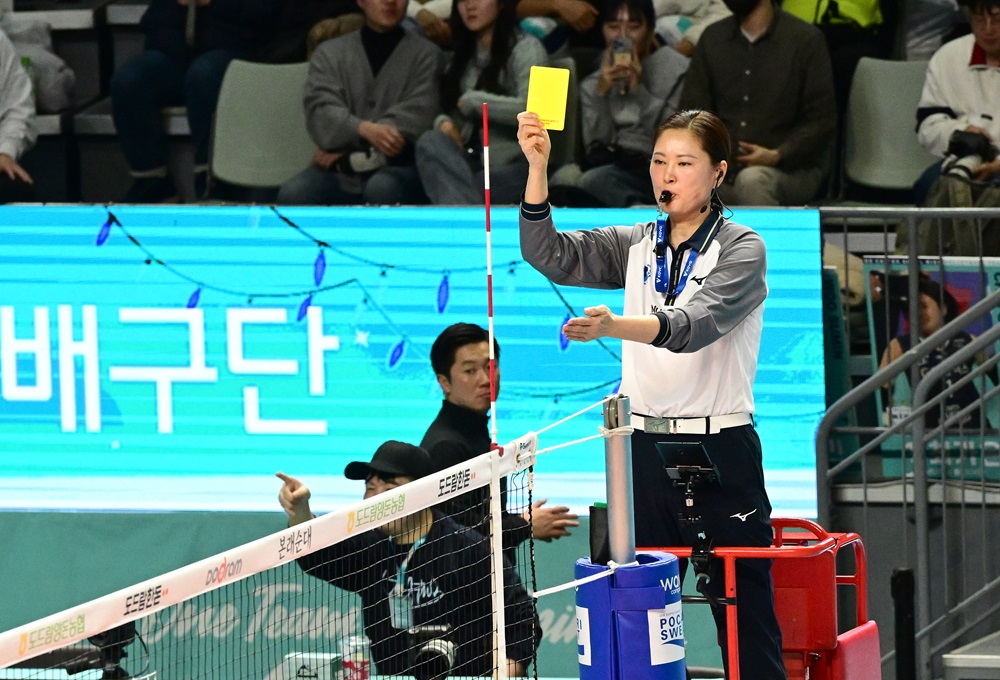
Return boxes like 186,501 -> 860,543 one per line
550,0 -> 689,206
414,0 -> 548,205
516,107 -> 787,679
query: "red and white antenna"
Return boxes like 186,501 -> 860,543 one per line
482,103 -> 498,445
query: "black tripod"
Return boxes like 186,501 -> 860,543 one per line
655,441 -> 733,611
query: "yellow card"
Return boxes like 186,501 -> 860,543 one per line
526,65 -> 569,132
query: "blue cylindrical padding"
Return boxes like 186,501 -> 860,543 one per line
576,552 -> 685,680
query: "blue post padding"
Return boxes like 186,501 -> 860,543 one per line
575,551 -> 686,680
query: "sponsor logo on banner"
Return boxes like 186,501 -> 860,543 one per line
576,606 -> 591,665
437,469 -> 472,498
124,584 -> 167,616
660,574 -> 681,597
348,494 -> 406,533
19,615 -> 86,656
648,601 -> 685,665
206,557 -> 243,586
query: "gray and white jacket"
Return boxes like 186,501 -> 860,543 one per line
520,201 -> 766,418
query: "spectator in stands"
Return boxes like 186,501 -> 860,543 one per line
415,0 -> 547,204
111,0 -> 281,203
276,0 -> 442,205
904,0 -> 1000,254
914,0 -> 1000,202
653,0 -> 730,56
879,277 -> 985,428
551,0 -> 688,206
421,323 -> 578,564
277,441 -> 539,677
0,27 -> 36,203
678,0 -> 836,206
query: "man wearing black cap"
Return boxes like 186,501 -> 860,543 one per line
277,440 -> 538,677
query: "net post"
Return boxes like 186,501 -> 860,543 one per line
603,395 -> 635,564
489,448 -> 508,679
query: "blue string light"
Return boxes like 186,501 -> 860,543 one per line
437,273 -> 450,314
95,214 -> 117,246
387,339 -> 406,368
313,250 -> 326,287
297,295 -> 313,322
93,209 -> 621,398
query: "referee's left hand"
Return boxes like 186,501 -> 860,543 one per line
562,305 -> 614,342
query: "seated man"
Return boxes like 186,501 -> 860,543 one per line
111,0 -> 281,202
422,323 -> 578,563
0,27 -> 36,203
276,0 -> 442,205
678,0 -> 836,206
906,0 -> 1000,255
277,440 -> 538,677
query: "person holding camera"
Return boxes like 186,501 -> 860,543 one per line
277,441 -> 538,677
549,0 -> 689,206
906,0 -> 1000,254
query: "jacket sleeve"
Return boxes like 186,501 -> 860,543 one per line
377,42 -> 443,141
296,531 -> 379,592
458,36 -> 547,126
579,73 -> 614,148
519,203 -> 635,289
774,25 -> 836,170
659,228 -> 767,352
0,31 -> 36,161
303,43 -> 364,151
676,31 -> 715,112
916,49 -> 963,158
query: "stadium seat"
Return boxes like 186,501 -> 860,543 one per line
208,60 -> 314,190
771,521 -> 881,680
843,58 -> 937,194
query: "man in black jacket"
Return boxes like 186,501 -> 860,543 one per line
421,323 -> 579,562
277,440 -> 538,677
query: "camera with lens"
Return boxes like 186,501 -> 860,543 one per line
407,624 -> 457,680
942,129 -> 998,182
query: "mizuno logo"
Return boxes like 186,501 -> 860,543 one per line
691,275 -> 707,286
730,509 -> 757,522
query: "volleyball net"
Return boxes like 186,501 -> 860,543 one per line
0,432 -> 543,680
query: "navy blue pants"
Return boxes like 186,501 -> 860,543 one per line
631,426 -> 787,680
111,47 -> 244,172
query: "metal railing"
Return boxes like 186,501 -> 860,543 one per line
815,207 -> 1000,679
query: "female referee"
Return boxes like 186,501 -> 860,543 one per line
515,108 -> 786,680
